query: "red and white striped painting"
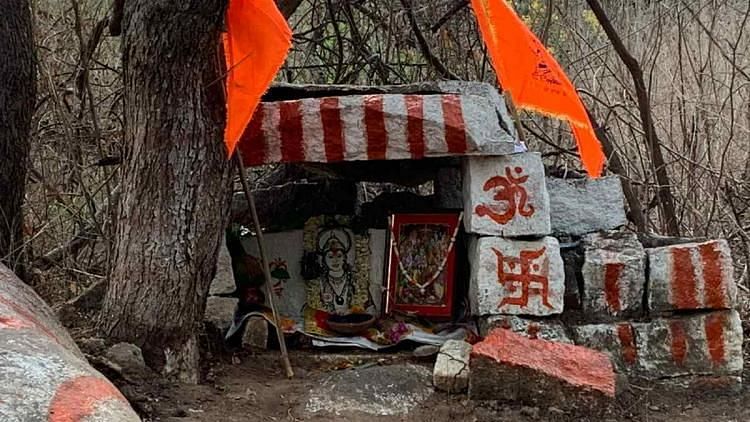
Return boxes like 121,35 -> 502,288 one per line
238,93 -> 517,166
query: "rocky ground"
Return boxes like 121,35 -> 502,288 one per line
95,346 -> 750,422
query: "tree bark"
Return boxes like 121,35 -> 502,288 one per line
0,1 -> 35,274
585,0 -> 680,236
98,0 -> 233,383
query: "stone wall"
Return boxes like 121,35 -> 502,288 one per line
464,152 -> 743,386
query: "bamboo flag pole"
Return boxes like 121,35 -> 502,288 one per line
233,151 -> 294,379
503,91 -> 527,145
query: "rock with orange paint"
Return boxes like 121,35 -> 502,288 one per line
469,328 -> 616,408
478,315 -> 573,344
462,152 -> 551,237
469,236 -> 564,316
0,264 -> 140,421
547,176 -> 627,236
647,240 -> 736,312
581,231 -> 646,319
571,322 -> 641,373
632,310 -> 743,380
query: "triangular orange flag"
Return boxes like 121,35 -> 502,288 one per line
470,0 -> 605,178
223,0 -> 292,157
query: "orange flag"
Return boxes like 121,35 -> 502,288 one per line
223,0 -> 292,157
470,0 -> 605,178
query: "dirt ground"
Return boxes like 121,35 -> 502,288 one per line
105,346 -> 750,422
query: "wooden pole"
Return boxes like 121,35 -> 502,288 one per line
233,152 -> 294,379
503,91 -> 527,145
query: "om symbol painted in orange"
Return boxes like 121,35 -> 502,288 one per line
475,166 -> 535,225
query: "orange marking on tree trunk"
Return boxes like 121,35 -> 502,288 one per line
699,243 -> 725,309
670,248 -> 699,309
604,263 -> 624,313
704,313 -> 726,366
616,323 -> 637,365
48,376 -> 127,422
669,320 -> 688,366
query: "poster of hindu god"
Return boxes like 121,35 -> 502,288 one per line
302,216 -> 376,334
386,213 -> 460,318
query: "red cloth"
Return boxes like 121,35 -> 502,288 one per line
471,0 -> 605,177
223,0 -> 292,157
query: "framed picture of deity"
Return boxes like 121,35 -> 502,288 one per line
385,213 -> 461,318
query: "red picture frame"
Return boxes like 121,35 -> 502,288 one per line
385,213 -> 460,318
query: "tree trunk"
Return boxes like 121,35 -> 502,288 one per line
0,1 -> 35,274
98,0 -> 233,383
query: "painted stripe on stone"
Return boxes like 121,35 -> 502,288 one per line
422,95 -> 447,154
320,97 -> 344,162
299,98 -> 325,162
364,94 -> 386,160
48,376 -> 128,422
704,312 -> 726,366
616,323 -> 637,365
700,243 -> 725,309
604,263 -> 624,313
279,100 -> 304,163
383,94 -> 409,160
669,320 -> 688,366
241,104 -> 266,166
442,94 -> 467,154
263,102 -> 283,164
670,247 -> 700,309
405,94 -> 425,159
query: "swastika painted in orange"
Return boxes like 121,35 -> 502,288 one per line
493,247 -> 551,309
475,166 -> 535,225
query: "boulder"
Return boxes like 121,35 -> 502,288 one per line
581,231 -> 646,319
469,329 -> 616,409
204,297 -> 238,335
433,340 -> 471,393
0,264 -> 139,421
547,176 -> 627,236
463,152 -> 551,237
647,240 -> 736,312
469,236 -> 565,316
105,343 -> 151,381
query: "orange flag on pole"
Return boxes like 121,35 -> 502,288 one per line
470,0 -> 605,178
223,0 -> 292,157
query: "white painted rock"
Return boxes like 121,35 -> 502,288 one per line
647,240 -> 736,312
547,176 -> 627,235
633,310 -> 743,379
469,236 -> 564,316
572,311 -> 743,380
478,315 -> 573,343
209,233 -> 236,296
0,264 -> 140,422
462,152 -> 551,237
581,231 -> 646,318
433,340 -> 472,393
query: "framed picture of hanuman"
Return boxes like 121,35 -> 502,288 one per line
386,213 -> 461,318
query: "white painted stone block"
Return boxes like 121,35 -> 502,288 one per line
469,236 -> 564,316
462,152 -> 551,237
581,231 -> 646,318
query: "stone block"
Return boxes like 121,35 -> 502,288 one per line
204,296 -> 238,335
433,340 -> 472,393
462,152 -> 551,237
632,310 -> 742,379
581,231 -> 646,318
469,236 -> 564,316
572,311 -> 743,380
571,322 -> 640,373
547,176 -> 627,235
478,315 -> 572,343
648,240 -> 736,312
209,233 -> 236,296
242,317 -> 269,350
469,329 -> 616,408
433,166 -> 463,209
560,239 -> 584,310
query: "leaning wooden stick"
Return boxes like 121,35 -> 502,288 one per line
233,151 -> 294,379
503,91 -> 527,145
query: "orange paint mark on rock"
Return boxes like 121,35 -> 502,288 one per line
704,313 -> 726,366
616,323 -> 637,365
604,263 -> 624,313
0,294 -> 63,345
0,315 -> 33,330
48,376 -> 127,422
473,328 -> 616,397
670,248 -> 699,309
699,243 -> 725,309
669,320 -> 688,366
